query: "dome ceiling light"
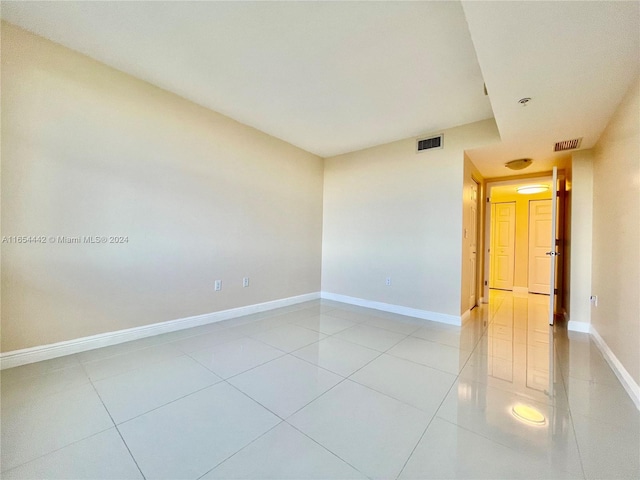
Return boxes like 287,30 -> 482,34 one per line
505,158 -> 533,170
516,184 -> 550,195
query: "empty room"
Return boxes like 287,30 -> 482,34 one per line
1,1 -> 639,479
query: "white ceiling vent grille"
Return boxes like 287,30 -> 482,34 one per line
417,134 -> 443,152
554,137 -> 582,152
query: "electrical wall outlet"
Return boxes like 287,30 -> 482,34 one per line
590,295 -> 598,306
214,280 -> 222,291
385,277 -> 391,286
243,277 -> 250,288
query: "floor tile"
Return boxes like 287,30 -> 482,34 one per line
350,354 -> 456,414
563,375 -> 640,431
3,293 -> 638,479
572,411 -> 640,479
362,314 -> 422,333
288,380 -> 431,479
292,337 -> 380,377
228,355 -> 342,418
250,324 -> 327,353
81,343 -> 184,381
295,303 -> 339,316
294,314 -> 357,335
411,326 -> 481,351
459,350 -> 569,408
2,429 -> 143,480
188,337 -> 284,379
1,384 -> 113,472
0,355 -> 81,383
266,309 -> 319,324
1,364 -> 90,408
325,309 -> 379,323
387,336 -> 471,374
118,382 -> 280,480
93,355 -> 221,423
169,328 -> 246,354
77,336 -> 169,363
202,422 -> 366,479
436,379 -> 583,475
334,324 -> 406,352
399,417 -> 582,479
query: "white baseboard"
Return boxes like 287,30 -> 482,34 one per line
590,326 -> 640,411
512,286 -> 529,294
460,309 -> 471,324
0,292 -> 320,370
320,292 -> 462,326
567,320 -> 591,333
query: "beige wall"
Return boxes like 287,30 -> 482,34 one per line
322,119 -> 500,318
461,154 -> 484,313
489,189 -> 552,290
1,23 -> 324,352
568,150 -> 594,326
591,76 -> 640,384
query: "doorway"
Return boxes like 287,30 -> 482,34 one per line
484,177 -> 558,300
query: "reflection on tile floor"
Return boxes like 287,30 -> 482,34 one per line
1,290 -> 638,479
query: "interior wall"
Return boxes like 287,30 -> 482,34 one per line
568,150 -> 594,326
591,75 -> 640,384
461,154 -> 484,313
321,119 -> 500,318
562,165 -> 572,320
1,23 -> 325,352
489,188 -> 552,290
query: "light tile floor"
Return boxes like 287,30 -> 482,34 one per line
1,290 -> 638,479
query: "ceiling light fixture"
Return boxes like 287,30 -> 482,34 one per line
518,97 -> 531,106
516,184 -> 549,195
512,404 -> 546,426
505,158 -> 533,170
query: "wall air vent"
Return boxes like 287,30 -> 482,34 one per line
416,134 -> 443,152
554,137 -> 582,152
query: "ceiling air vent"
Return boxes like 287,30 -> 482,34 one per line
554,137 -> 582,152
417,134 -> 443,152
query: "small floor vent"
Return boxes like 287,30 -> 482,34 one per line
554,137 -> 582,152
417,134 -> 444,152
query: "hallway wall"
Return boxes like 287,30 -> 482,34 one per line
591,76 -> 640,385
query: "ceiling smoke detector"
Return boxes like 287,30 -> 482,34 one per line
505,158 -> 533,170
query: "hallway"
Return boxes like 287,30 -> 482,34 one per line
1,291 -> 638,479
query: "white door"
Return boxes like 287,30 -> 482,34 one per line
469,182 -> 478,308
528,199 -> 552,294
490,202 -> 516,290
548,167 -> 559,325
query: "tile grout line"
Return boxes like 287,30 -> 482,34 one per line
394,314 -> 488,480
194,420 -> 285,480
555,342 -> 588,480
85,379 -> 147,480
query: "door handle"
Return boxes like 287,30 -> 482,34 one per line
546,251 -> 560,256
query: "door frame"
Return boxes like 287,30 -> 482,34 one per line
482,173 -> 558,303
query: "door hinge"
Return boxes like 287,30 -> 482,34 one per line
554,288 -> 558,295
486,197 -> 490,203
484,280 -> 488,286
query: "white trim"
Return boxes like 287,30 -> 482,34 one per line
460,309 -> 471,324
512,286 -> 529,294
479,296 -> 486,304
0,292 -> 320,370
320,291 -> 462,326
590,326 -> 640,411
567,320 -> 591,333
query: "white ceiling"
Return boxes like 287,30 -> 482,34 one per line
462,0 -> 639,177
2,1 -> 639,176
